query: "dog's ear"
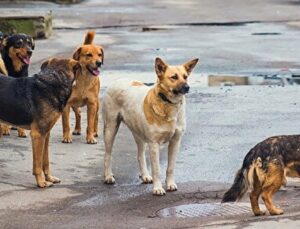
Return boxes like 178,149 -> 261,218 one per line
41,59 -> 52,70
1,36 -> 7,47
183,58 -> 199,75
155,57 -> 168,79
73,47 -> 82,60
31,38 -> 35,50
70,59 -> 81,72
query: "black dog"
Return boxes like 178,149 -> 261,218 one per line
0,58 -> 80,187
0,33 -> 35,136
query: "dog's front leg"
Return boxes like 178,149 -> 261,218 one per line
31,129 -> 52,188
86,101 -> 97,144
149,143 -> 165,195
166,130 -> 182,191
62,105 -> 72,143
43,132 -> 60,184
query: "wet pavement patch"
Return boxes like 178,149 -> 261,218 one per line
156,203 -> 256,218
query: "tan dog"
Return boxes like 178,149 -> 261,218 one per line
62,31 -> 104,144
102,57 -> 198,195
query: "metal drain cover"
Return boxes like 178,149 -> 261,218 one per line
156,203 -> 255,218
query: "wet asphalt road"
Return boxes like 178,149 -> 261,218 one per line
1,0 -> 300,228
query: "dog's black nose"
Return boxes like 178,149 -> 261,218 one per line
27,49 -> 32,56
96,61 -> 102,67
180,84 -> 190,94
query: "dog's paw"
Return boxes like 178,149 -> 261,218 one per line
94,133 -> 99,138
104,175 -> 115,184
45,175 -> 61,184
62,136 -> 72,143
2,128 -> 10,135
254,210 -> 266,216
140,174 -> 153,184
270,208 -> 284,215
18,130 -> 27,138
87,137 -> 97,144
167,183 -> 178,192
72,130 -> 81,135
37,181 -> 53,188
153,187 -> 166,196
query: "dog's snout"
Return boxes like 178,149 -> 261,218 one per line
96,61 -> 102,67
27,49 -> 33,56
180,84 -> 190,94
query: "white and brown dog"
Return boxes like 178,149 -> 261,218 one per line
102,57 -> 198,195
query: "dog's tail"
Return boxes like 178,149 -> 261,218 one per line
83,31 -> 95,45
222,149 -> 260,203
222,167 -> 249,203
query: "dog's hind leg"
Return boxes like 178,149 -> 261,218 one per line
261,162 -> 284,215
149,143 -> 165,195
86,101 -> 98,144
43,132 -> 60,184
250,172 -> 265,216
93,99 -> 100,138
62,105 -> 72,143
166,129 -> 182,192
103,112 -> 121,184
18,128 -> 27,138
133,134 -> 152,184
261,185 -> 283,215
72,107 -> 81,136
31,129 -> 52,188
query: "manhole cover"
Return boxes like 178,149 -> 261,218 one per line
156,203 -> 257,218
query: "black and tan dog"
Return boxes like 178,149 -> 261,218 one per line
62,31 -> 103,144
0,58 -> 80,187
222,135 -> 300,216
0,33 -> 35,137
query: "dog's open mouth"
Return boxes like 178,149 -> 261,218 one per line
87,65 -> 100,76
17,54 -> 31,65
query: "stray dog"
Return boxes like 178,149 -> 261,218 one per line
0,58 -> 80,187
222,135 -> 300,216
0,33 -> 35,137
62,31 -> 103,144
103,57 -> 198,195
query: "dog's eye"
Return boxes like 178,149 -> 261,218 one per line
15,41 -> 23,47
86,53 -> 93,57
183,75 -> 188,80
98,53 -> 102,57
171,74 -> 178,80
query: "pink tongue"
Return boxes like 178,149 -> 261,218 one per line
92,69 -> 100,76
23,56 -> 30,65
